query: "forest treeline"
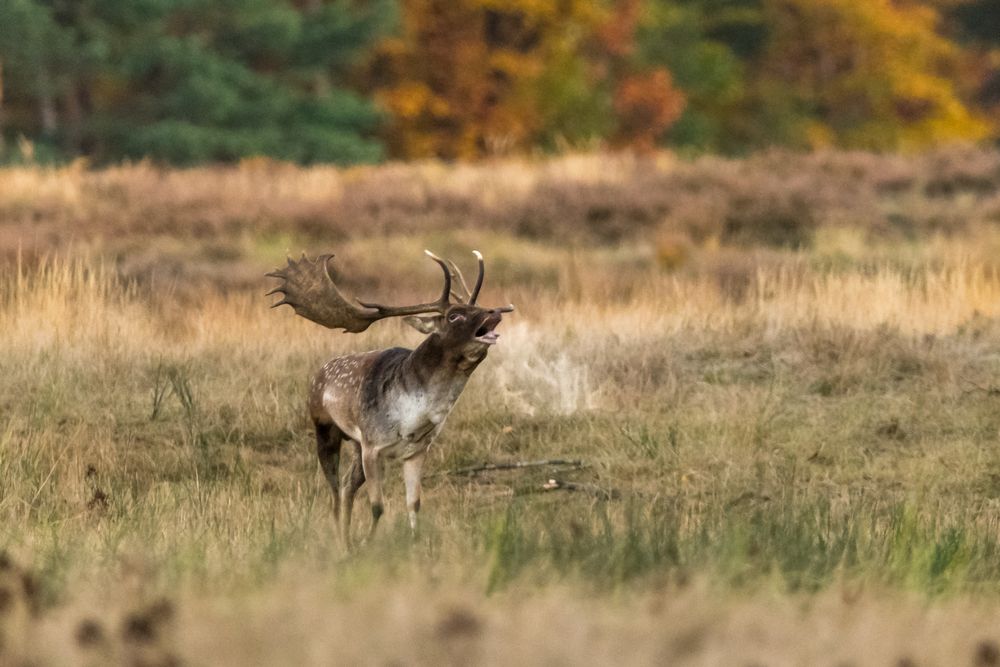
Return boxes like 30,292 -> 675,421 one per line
1,0 -> 999,165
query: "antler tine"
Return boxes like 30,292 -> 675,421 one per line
469,250 -> 485,305
445,258 -> 473,303
423,249 -> 452,307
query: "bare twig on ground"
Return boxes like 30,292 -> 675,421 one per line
431,459 -> 587,478
527,478 -> 620,500
960,377 -> 1000,396
432,458 -> 619,499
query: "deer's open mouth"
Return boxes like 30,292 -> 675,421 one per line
474,318 -> 500,345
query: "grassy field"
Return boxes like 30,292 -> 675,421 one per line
4,151 -> 1000,665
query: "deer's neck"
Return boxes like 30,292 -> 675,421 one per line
406,333 -> 486,388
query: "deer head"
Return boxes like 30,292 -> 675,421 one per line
267,249 -> 514,347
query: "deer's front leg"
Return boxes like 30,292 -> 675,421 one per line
403,453 -> 425,531
360,446 -> 385,538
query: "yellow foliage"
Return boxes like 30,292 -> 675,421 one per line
764,0 -> 995,149
379,82 -> 440,120
472,0 -> 608,24
489,51 -> 544,80
804,121 -> 835,149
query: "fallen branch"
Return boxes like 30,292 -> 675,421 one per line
529,478 -> 620,500
960,377 -> 1000,396
433,459 -> 586,478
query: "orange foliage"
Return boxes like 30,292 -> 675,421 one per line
369,0 -> 688,159
369,0 -> 993,158
613,69 -> 686,150
600,0 -> 686,150
371,0 -> 605,159
597,0 -> 641,58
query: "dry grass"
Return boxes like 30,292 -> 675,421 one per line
28,580 -> 1000,666
3,146 -> 1000,288
6,153 -> 1000,664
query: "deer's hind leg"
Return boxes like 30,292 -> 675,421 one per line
361,445 -> 386,539
315,421 -> 345,527
340,440 -> 366,546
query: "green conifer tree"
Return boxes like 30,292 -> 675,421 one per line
0,0 -> 393,164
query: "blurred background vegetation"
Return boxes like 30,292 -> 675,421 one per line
1,0 -> 999,165
7,5 -> 1000,663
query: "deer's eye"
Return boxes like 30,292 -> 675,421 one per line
448,312 -> 465,323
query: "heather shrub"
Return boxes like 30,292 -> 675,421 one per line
3,147 -> 1000,277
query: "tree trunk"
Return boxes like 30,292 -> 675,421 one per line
0,59 -> 5,141
63,86 -> 82,154
38,70 -> 57,137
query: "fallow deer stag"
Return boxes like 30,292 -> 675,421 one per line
267,250 -> 513,543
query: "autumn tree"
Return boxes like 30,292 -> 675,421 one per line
369,0 -> 609,159
761,0 -> 993,149
4,0 -> 997,162
947,0 -> 1000,128
635,0 -> 774,151
599,0 -> 686,150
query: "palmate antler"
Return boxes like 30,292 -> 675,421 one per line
267,250 -> 464,333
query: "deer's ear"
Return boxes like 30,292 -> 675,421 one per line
403,315 -> 442,334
